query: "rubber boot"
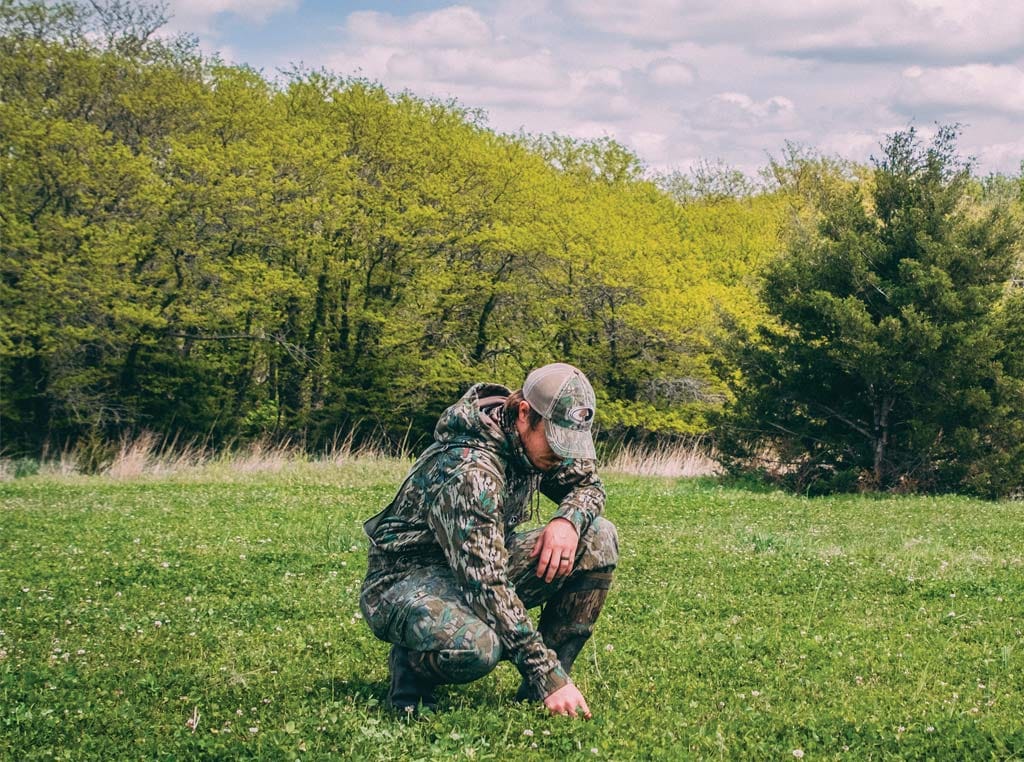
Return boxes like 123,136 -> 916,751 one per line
387,645 -> 438,714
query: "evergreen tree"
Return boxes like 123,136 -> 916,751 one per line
724,127 -> 1023,495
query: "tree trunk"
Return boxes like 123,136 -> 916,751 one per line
873,395 -> 895,485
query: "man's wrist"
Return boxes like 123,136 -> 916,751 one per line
531,663 -> 570,700
550,512 -> 582,537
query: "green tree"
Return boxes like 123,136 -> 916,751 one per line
723,127 -> 1023,495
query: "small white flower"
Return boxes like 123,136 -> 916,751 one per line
793,750 -> 804,759
530,743 -> 537,748
898,726 -> 906,733
926,726 -> 935,733
161,562 -> 170,569
591,749 -> 599,755
249,726 -> 259,734
604,644 -> 614,652
76,649 -> 86,655
153,620 -> 162,628
523,729 -> 533,737
751,690 -> 761,697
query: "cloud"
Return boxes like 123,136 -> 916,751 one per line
386,48 -> 563,90
646,58 -> 696,87
300,1 -> 1023,175
165,0 -> 298,34
895,64 -> 1024,116
691,92 -> 798,131
346,6 -> 491,49
975,137 -> 1024,171
565,0 -> 1024,64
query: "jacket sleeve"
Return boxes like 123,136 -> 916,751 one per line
425,460 -> 569,698
540,458 -> 606,537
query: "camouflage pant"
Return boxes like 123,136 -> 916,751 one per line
360,517 -> 618,685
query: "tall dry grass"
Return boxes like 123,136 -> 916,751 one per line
3,431 -> 721,481
1,429 -> 413,481
602,438 -> 721,478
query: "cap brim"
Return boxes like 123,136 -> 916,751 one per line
544,420 -> 597,460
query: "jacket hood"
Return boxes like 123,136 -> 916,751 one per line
433,382 -> 512,452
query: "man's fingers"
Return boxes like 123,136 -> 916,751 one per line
544,553 -> 565,583
530,535 -> 544,558
536,545 -> 556,578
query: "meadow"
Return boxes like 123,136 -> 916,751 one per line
1,461 -> 1022,760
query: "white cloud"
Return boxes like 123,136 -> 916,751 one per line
647,58 -> 696,87
165,0 -> 298,34
975,137 -> 1024,170
692,92 -> 798,131
346,6 -> 491,49
565,0 -> 1024,63
282,1 -> 1023,175
896,64 -> 1024,116
390,48 -> 562,90
571,67 -> 624,92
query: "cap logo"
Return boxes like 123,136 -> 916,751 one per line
567,406 -> 594,424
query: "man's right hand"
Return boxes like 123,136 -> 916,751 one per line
544,681 -> 592,719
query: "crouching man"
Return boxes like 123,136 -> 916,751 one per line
359,363 -> 618,718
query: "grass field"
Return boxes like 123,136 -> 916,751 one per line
2,463 -> 1023,760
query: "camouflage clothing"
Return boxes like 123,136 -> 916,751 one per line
360,382 -> 616,700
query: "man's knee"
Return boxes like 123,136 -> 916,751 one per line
435,624 -> 502,683
579,517 -> 618,571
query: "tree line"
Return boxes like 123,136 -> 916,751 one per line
2,1 -> 1022,495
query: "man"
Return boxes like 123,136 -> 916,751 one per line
360,363 -> 618,718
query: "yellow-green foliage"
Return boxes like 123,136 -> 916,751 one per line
1,1 -> 791,452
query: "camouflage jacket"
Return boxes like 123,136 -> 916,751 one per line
363,382 -> 606,697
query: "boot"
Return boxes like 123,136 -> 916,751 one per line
387,645 -> 438,714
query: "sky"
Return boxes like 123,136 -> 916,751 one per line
161,0 -> 1024,178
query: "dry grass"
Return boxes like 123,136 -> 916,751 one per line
1,430 -> 414,482
104,431 -> 210,478
601,438 -> 721,478
3,432 -> 722,481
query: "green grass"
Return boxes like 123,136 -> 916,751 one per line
2,465 -> 1023,760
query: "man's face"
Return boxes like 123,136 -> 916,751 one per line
516,402 -> 561,472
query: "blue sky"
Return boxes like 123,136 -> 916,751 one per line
163,0 -> 1024,177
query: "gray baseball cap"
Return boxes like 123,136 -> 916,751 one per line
522,363 -> 597,460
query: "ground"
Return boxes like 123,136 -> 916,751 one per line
1,463 -> 1022,759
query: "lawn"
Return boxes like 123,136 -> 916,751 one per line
1,464 -> 1022,759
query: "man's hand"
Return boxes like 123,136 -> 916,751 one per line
544,681 -> 592,719
531,518 -> 579,583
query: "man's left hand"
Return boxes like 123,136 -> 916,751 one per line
531,518 -> 579,583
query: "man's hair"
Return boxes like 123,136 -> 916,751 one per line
503,390 -> 543,430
